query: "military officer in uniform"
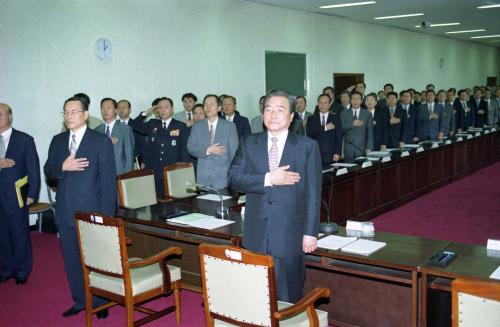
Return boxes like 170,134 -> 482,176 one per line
132,97 -> 190,197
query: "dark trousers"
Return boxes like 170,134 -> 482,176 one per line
58,225 -> 107,310
257,229 -> 305,303
0,202 -> 32,278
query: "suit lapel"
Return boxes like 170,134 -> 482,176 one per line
76,128 -> 92,158
255,132 -> 269,172
4,129 -> 17,157
279,132 -> 297,167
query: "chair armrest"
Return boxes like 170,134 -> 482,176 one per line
157,197 -> 172,204
128,246 -> 182,268
274,287 -> 330,320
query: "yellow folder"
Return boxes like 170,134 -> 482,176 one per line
15,175 -> 28,208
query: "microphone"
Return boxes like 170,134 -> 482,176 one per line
186,181 -> 229,219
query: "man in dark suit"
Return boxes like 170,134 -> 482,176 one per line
228,89 -> 322,303
386,92 -> 407,148
132,97 -> 190,197
455,89 -> 473,131
0,103 -> 40,285
418,90 -> 442,141
470,89 -> 488,127
306,94 -> 342,165
365,93 -> 389,151
44,96 -> 116,318
400,90 -> 420,144
222,95 -> 251,140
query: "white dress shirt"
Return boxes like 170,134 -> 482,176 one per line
120,117 -> 130,125
352,108 -> 361,119
0,126 -> 13,153
161,117 -> 173,130
264,129 -> 289,186
225,114 -> 235,122
68,125 -> 88,152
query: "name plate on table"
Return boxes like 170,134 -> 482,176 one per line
381,156 -> 391,163
361,161 -> 373,168
336,168 -> 348,176
492,128 -> 497,132
485,129 -> 490,134
431,143 -> 439,149
487,239 -> 500,251
467,134 -> 473,139
400,151 -> 410,158
475,132 -> 481,137
416,147 -> 424,153
445,140 -> 452,145
457,137 -> 463,142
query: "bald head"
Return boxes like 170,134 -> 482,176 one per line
0,103 -> 13,132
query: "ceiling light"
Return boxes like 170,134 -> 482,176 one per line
477,4 -> 500,9
429,23 -> 460,27
470,34 -> 500,39
320,1 -> 376,9
374,13 -> 424,20
446,29 -> 486,34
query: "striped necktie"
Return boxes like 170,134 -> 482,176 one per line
69,134 -> 77,156
0,135 -> 5,172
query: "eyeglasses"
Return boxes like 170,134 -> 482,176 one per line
62,110 -> 84,117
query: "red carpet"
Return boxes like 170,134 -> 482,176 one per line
373,161 -> 500,245
0,232 -> 206,327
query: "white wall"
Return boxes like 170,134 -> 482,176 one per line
0,0 -> 497,200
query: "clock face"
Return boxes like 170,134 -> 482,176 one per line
95,37 -> 112,60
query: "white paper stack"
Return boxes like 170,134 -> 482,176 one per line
167,213 -> 235,230
331,163 -> 357,168
197,194 -> 232,201
317,235 -> 358,251
340,239 -> 386,256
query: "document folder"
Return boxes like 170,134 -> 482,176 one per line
15,175 -> 28,208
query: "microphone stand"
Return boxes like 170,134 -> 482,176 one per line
319,173 -> 338,234
186,181 -> 229,219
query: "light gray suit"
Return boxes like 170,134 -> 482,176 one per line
486,97 -> 499,126
250,115 -> 264,134
96,121 -> 135,175
438,102 -> 455,136
187,118 -> 239,189
341,108 -> 373,162
173,110 -> 193,122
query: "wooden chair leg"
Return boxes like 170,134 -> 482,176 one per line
38,213 -> 43,233
173,280 -> 181,325
85,291 -> 93,327
125,298 -> 134,327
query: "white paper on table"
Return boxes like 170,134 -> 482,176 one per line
401,151 -> 410,157
403,144 -> 421,148
317,235 -> 358,251
341,239 -> 387,256
238,195 -> 246,204
368,151 -> 391,157
197,194 -> 232,201
331,163 -> 357,168
189,218 -> 235,230
362,161 -> 373,168
490,265 -> 500,280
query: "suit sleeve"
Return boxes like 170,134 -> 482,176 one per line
303,141 -> 322,237
26,136 -> 41,200
131,113 -> 150,136
98,137 -> 117,215
44,136 -> 64,180
187,125 -> 209,159
305,117 -> 320,138
124,125 -> 135,172
399,110 -> 407,142
381,111 -> 389,146
341,112 -> 355,132
366,113 -> 374,149
333,115 -> 343,155
450,108 -> 456,133
228,137 -> 266,194
241,117 -> 252,137
228,123 -> 239,161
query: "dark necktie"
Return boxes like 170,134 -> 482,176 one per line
321,114 -> 326,127
105,125 -> 111,138
163,121 -> 167,130
390,108 -> 395,116
188,113 -> 192,120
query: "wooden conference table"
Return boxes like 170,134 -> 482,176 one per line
117,129 -> 500,327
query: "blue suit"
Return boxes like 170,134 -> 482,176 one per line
418,103 -> 442,140
132,115 -> 190,197
228,131 -> 322,302
401,104 -> 420,144
44,127 -> 116,310
0,129 -> 40,279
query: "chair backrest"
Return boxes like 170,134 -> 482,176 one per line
163,162 -> 196,198
451,278 -> 500,327
117,169 -> 157,209
75,212 -> 127,278
199,244 -> 279,327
